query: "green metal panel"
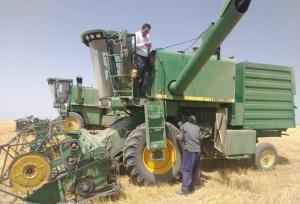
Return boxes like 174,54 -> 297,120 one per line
145,100 -> 166,150
291,67 -> 296,95
69,86 -> 101,126
111,97 -> 125,108
24,179 -> 61,203
256,130 -> 281,137
80,128 -> 125,157
70,86 -> 99,106
151,51 -> 236,103
230,102 -> 244,126
224,129 -> 256,156
70,105 -> 100,126
236,62 -> 296,129
165,101 -> 178,117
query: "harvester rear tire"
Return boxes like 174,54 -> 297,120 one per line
123,122 -> 182,185
255,143 -> 278,170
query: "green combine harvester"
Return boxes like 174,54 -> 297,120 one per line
0,0 -> 296,203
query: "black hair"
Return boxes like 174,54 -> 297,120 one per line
142,23 -> 151,30
187,115 -> 197,124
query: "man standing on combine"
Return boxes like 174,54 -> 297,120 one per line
132,23 -> 152,97
176,115 -> 203,195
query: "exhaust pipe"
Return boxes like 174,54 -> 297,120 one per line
76,76 -> 83,104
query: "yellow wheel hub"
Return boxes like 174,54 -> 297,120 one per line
8,153 -> 51,193
143,139 -> 176,175
260,148 -> 275,169
63,116 -> 80,131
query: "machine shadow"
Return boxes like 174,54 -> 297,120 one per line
201,158 -> 254,173
201,154 -> 290,173
278,156 -> 290,165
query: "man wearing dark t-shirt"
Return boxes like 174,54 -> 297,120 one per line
176,115 -> 203,195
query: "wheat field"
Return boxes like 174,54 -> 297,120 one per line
0,120 -> 299,204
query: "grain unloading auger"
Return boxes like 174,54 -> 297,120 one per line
0,0 -> 297,203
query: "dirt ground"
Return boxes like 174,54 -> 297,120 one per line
0,120 -> 299,204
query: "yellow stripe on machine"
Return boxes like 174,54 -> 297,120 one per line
155,94 -> 235,103
155,94 -> 167,99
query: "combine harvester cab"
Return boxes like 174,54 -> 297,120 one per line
47,76 -> 125,131
47,77 -> 101,130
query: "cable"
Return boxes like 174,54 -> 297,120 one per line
183,37 -> 201,52
159,31 -> 205,51
160,37 -> 199,50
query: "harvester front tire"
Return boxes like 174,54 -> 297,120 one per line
63,112 -> 84,131
255,143 -> 278,170
124,122 -> 182,185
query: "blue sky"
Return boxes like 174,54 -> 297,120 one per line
0,0 -> 299,123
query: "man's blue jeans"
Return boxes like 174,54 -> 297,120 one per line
181,150 -> 200,193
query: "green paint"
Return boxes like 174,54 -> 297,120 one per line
145,100 -> 166,151
224,129 -> 256,156
151,51 -> 236,102
235,62 -> 296,129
